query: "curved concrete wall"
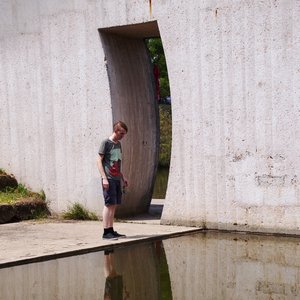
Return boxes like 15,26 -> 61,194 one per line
1,0 -> 300,233
100,31 -> 159,216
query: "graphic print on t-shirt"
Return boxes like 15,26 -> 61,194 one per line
109,148 -> 122,177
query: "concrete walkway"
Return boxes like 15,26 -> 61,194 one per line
0,200 -> 200,268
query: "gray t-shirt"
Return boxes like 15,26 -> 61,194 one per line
98,138 -> 122,180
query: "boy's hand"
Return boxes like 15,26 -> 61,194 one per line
102,178 -> 109,190
123,177 -> 128,187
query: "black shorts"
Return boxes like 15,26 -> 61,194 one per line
103,179 -> 122,206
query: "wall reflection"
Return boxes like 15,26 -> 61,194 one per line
0,242 -> 167,300
163,231 -> 300,300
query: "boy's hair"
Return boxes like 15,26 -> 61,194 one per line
113,121 -> 128,133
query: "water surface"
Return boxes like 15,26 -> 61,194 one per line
1,231 -> 300,299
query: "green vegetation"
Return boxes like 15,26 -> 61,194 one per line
145,38 -> 170,98
152,166 -> 169,199
0,170 -> 50,222
159,105 -> 172,167
62,202 -> 98,221
39,189 -> 46,201
0,184 -> 36,204
146,38 -> 172,167
30,205 -> 50,220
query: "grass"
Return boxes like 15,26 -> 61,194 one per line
0,169 -> 50,221
0,184 -> 34,204
31,206 -> 50,220
159,104 -> 172,167
62,202 -> 98,221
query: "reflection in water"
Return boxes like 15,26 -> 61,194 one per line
164,232 -> 300,300
0,242 -> 170,300
1,232 -> 300,299
103,249 -> 126,300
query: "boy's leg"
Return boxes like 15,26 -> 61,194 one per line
103,204 -> 116,228
102,203 -> 118,239
102,180 -> 125,238
111,181 -> 126,237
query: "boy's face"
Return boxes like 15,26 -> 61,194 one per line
114,127 -> 127,141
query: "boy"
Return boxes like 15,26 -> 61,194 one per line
97,121 -> 128,239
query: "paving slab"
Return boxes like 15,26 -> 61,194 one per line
0,217 -> 200,269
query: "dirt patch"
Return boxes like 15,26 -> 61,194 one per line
0,171 -> 50,224
0,196 -> 50,224
0,174 -> 18,191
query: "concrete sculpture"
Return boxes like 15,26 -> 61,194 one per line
0,1 -> 299,234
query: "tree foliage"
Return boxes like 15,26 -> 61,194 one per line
158,105 -> 172,167
145,38 -> 170,98
145,38 -> 172,167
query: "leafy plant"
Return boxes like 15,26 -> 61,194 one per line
39,190 -> 46,201
145,38 -> 172,167
159,105 -> 172,167
15,184 -> 30,195
145,38 -> 170,98
31,207 -> 50,220
62,202 -> 98,221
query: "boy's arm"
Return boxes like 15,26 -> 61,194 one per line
97,154 -> 109,189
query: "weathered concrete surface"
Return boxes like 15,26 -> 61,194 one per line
0,1 -> 300,234
0,219 -> 198,268
159,0 -> 300,234
0,200 -> 174,269
2,227 -> 300,300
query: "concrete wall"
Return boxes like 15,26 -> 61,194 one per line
159,0 -> 300,234
0,0 -> 159,215
0,0 -> 300,233
0,0 -> 111,213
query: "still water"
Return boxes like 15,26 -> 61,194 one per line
1,231 -> 300,300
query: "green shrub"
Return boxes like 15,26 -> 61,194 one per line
62,202 -> 98,221
39,190 -> 46,201
31,206 -> 50,220
159,105 -> 172,167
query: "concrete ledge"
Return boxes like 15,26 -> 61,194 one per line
0,220 -> 201,269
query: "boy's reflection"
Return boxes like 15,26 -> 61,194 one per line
103,249 -> 130,300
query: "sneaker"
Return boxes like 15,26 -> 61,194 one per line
102,232 -> 118,240
113,231 -> 126,238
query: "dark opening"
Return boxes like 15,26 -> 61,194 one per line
145,38 -> 172,200
99,21 -> 171,218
